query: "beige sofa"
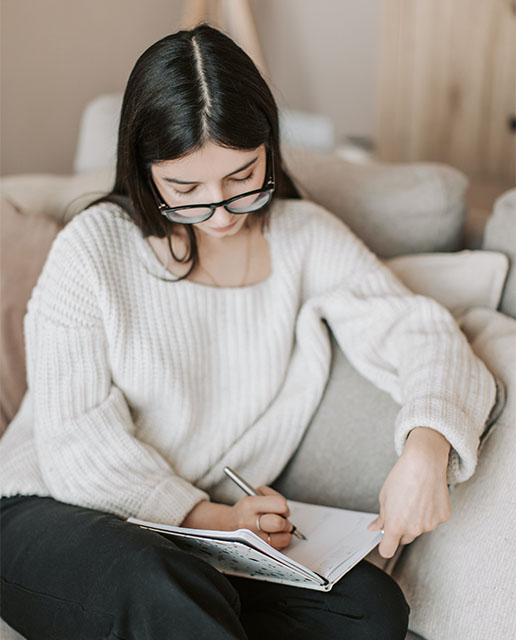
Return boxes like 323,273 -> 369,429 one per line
1,141 -> 515,639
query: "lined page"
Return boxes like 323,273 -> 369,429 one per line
282,502 -> 381,578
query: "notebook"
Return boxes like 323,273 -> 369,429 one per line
127,501 -> 382,591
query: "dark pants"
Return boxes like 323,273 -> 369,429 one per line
1,496 -> 409,640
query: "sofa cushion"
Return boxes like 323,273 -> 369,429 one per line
0,167 -> 114,225
385,250 -> 508,317
391,308 -> 516,640
482,189 -> 516,318
0,198 -> 62,434
284,148 -> 468,258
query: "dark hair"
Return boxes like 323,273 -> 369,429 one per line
93,24 -> 301,279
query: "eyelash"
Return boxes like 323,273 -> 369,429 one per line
173,172 -> 255,198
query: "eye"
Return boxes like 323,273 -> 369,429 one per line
230,171 -> 254,183
174,185 -> 197,197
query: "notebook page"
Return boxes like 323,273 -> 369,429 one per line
281,502 -> 381,579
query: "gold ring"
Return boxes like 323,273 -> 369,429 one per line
267,533 -> 271,545
256,514 -> 263,532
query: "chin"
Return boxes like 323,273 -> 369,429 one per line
201,218 -> 248,238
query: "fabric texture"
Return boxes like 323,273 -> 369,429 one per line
482,189 -> 516,318
391,308 -> 516,640
283,148 -> 468,258
0,198 -> 62,435
0,199 -> 495,527
385,250 -> 508,317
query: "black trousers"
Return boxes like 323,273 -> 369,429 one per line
1,496 -> 409,640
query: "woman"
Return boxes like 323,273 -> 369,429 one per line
0,25 -> 495,639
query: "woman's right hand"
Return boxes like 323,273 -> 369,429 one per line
181,486 -> 294,550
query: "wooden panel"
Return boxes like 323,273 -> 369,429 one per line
377,0 -> 516,182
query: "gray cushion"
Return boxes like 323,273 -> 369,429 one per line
274,330 -> 400,512
482,189 -> 516,318
284,149 -> 468,258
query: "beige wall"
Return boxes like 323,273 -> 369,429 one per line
0,0 -> 381,176
253,0 -> 381,145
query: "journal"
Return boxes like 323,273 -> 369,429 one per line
128,501 -> 382,592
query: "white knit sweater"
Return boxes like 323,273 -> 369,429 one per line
0,200 -> 495,525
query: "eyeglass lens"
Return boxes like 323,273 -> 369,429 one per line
166,189 -> 272,223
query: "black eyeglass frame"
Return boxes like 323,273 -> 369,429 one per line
148,149 -> 275,225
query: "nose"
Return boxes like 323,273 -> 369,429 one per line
209,204 -> 235,227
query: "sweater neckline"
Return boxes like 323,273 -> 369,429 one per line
132,210 -> 277,292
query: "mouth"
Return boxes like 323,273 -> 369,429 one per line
211,221 -> 237,233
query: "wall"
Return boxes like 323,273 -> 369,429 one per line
0,0 -> 185,175
0,0 -> 381,175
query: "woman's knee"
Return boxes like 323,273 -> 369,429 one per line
104,532 -> 244,638
338,561 -> 409,640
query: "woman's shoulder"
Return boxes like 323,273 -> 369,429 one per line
269,198 -> 352,239
38,201 -> 134,290
59,201 -> 134,244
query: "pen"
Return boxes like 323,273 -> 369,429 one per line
223,466 -> 307,540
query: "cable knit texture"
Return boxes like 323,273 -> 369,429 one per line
0,200 -> 496,525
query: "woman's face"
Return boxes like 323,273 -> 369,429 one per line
150,142 -> 267,239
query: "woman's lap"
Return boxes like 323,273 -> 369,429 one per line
1,495 -> 408,640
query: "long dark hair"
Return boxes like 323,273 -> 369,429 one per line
93,24 -> 301,279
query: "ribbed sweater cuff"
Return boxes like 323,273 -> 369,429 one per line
394,397 -> 491,485
135,476 -> 210,526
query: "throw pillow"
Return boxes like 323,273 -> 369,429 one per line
482,188 -> 516,319
283,148 -> 468,258
0,167 -> 114,225
385,250 -> 509,317
0,198 -> 62,434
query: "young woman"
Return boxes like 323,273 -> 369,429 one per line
0,25 -> 495,640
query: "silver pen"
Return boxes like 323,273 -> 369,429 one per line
223,466 -> 307,540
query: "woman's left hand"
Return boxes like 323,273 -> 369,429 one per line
368,427 -> 452,558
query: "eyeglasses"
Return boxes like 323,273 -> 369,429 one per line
149,151 -> 275,225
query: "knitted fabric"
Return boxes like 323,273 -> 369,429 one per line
0,200 -> 496,525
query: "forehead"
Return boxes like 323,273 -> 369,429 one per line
152,142 -> 265,180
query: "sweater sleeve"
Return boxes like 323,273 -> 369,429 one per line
24,216 -> 208,524
302,206 -> 496,484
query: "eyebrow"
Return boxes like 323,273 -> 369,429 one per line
161,156 -> 259,185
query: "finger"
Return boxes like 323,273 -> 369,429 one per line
257,512 -> 294,534
266,531 -> 292,551
378,527 -> 402,558
257,486 -> 282,497
399,533 -> 417,546
368,516 -> 383,531
244,494 -> 290,517
256,486 -> 291,517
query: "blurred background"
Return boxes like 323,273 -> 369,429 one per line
1,0 -> 515,219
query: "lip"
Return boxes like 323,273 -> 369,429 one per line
211,222 -> 237,233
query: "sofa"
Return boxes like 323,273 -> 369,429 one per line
1,124 -> 515,638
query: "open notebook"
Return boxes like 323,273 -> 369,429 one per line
128,501 -> 382,591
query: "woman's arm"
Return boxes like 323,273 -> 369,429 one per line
304,207 -> 496,484
25,218 -> 208,525
303,206 -> 496,555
